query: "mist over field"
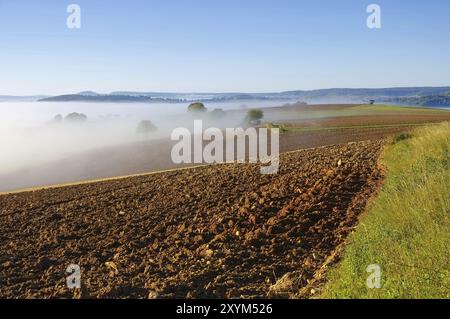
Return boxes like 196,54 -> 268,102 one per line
2,0 -> 450,301
0,100 -> 286,180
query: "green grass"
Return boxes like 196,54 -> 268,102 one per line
321,122 -> 450,299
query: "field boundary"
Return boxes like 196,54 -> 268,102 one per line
319,122 -> 450,298
294,145 -> 387,298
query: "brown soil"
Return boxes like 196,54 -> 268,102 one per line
282,114 -> 450,128
0,126 -> 401,193
0,139 -> 384,299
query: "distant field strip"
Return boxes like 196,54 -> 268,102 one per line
285,122 -> 433,133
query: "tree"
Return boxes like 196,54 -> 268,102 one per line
210,108 -> 226,119
53,114 -> 63,122
136,120 -> 157,134
245,109 -> 264,125
188,102 -> 207,113
65,112 -> 88,122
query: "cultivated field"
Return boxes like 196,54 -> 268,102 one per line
1,104 -> 449,299
0,140 -> 383,298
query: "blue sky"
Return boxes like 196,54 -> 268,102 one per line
1,0 -> 450,95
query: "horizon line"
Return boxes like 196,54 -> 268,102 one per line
2,85 -> 450,97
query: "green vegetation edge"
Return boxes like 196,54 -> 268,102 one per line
320,121 -> 450,299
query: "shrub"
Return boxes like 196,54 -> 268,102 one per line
266,122 -> 288,133
65,112 -> 87,122
392,132 -> 413,144
53,114 -> 63,122
246,109 -> 264,125
136,120 -> 157,134
210,108 -> 226,119
188,102 -> 207,113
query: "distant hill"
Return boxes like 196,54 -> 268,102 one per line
38,93 -> 277,103
39,94 -> 185,103
77,91 -> 101,96
385,95 -> 450,107
283,87 -> 450,98
31,86 -> 450,105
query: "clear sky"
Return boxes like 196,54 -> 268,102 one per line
1,0 -> 450,95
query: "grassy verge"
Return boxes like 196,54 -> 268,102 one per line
320,122 -> 450,299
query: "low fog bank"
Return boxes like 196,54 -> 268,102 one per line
0,100 -> 296,191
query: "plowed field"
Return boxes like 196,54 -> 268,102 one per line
0,140 -> 384,298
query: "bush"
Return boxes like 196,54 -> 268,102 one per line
392,132 -> 413,144
188,102 -> 207,113
64,112 -> 87,122
53,114 -> 63,122
246,109 -> 264,125
136,120 -> 157,134
210,108 -> 226,119
266,122 -> 288,133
